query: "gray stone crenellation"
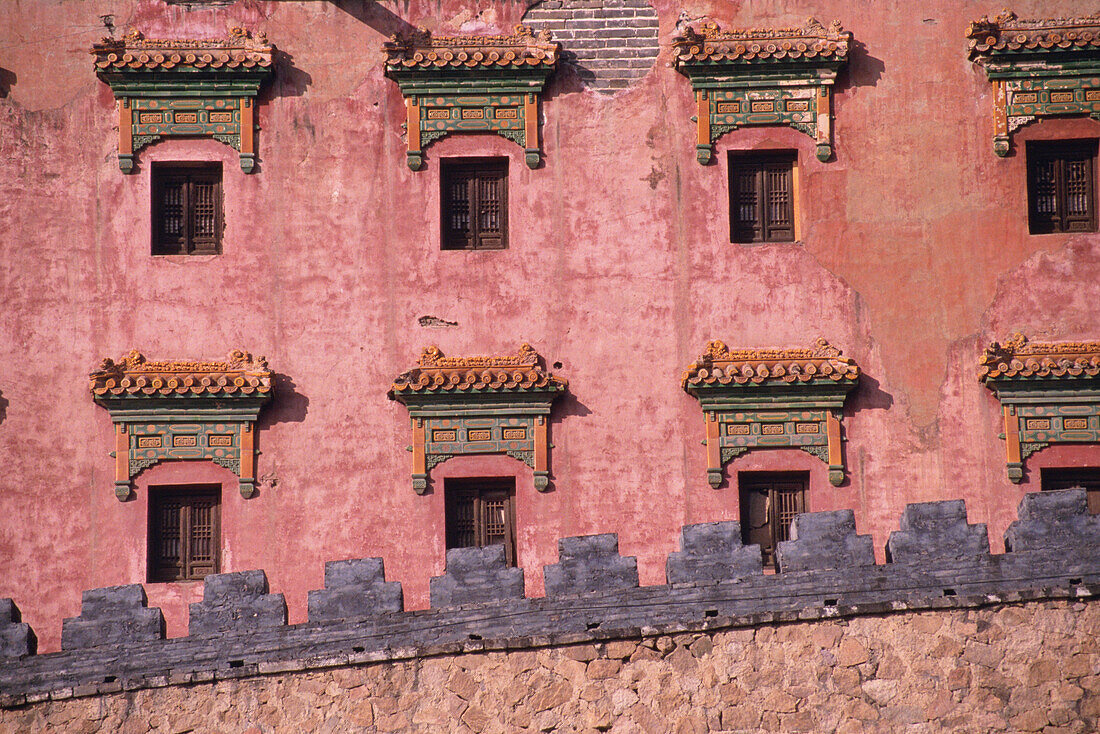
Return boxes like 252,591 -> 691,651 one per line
1,490 -> 1099,708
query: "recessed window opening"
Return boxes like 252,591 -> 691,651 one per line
441,158 -> 508,250
739,471 -> 808,570
444,477 -> 517,565
148,483 -> 221,582
151,162 -> 224,255
729,151 -> 797,243
1041,467 -> 1100,514
1027,140 -> 1097,234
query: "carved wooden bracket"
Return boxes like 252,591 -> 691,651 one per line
91,28 -> 275,173
389,345 -> 567,493
90,350 -> 273,499
980,334 -> 1100,482
968,10 -> 1100,157
383,26 -> 559,170
682,339 -> 860,487
672,19 -> 851,164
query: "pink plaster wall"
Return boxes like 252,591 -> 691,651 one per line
1,0 -> 1099,651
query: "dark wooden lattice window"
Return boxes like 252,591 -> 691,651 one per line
149,485 -> 221,582
1027,141 -> 1097,235
441,158 -> 508,250
1041,467 -> 1100,515
739,472 -> 807,570
729,152 -> 796,243
152,163 -> 223,255
445,478 -> 516,565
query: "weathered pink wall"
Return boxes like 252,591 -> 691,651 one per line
1,0 -> 1099,651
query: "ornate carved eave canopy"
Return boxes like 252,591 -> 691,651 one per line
91,28 -> 276,173
980,333 -> 1100,384
980,334 -> 1100,483
390,343 -> 567,400
683,339 -> 859,488
682,338 -> 860,393
382,26 -> 560,170
90,349 -> 273,400
671,19 -> 851,164
90,350 -> 274,500
966,11 -> 1100,156
390,345 -> 566,494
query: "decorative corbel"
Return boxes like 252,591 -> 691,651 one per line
967,10 -> 1100,157
682,339 -> 860,487
389,344 -> 566,493
91,28 -> 275,173
672,18 -> 851,164
383,26 -> 559,170
90,350 -> 273,499
980,334 -> 1100,482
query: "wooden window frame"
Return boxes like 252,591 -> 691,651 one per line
728,151 -> 798,244
444,477 -> 517,566
148,484 -> 221,582
440,158 -> 509,250
1026,140 -> 1098,235
151,162 -> 224,255
738,471 -> 808,570
1040,467 -> 1100,514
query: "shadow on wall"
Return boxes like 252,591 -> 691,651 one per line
330,0 -> 418,38
838,39 -> 885,95
0,67 -> 13,97
850,372 -> 894,415
258,374 -> 310,428
271,50 -> 312,99
0,390 -> 7,424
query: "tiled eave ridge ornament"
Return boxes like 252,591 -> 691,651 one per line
682,339 -> 859,487
671,18 -> 850,164
90,350 -> 273,500
91,28 -> 275,173
967,10 -> 1100,157
980,334 -> 1100,482
389,344 -> 567,493
383,25 -> 560,170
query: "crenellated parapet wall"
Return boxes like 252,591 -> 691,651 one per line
1,490 -> 1099,708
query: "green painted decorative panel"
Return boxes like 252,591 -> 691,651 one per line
672,20 -> 850,164
383,27 -> 560,171
968,11 -> 1100,156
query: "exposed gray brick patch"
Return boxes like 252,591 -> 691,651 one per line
544,533 -> 639,595
188,570 -> 287,636
666,522 -> 763,584
430,546 -> 525,608
60,585 -> 164,651
886,500 -> 991,564
1005,488 -> 1100,553
523,0 -> 659,94
307,558 -> 404,623
0,599 -> 35,658
777,510 -> 876,573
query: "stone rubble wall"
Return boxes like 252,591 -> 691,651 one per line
1,600 -> 1097,733
1,491 -> 1099,729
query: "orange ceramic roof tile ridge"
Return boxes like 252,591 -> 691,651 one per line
681,338 -> 860,388
671,18 -> 850,65
89,349 -> 273,397
91,27 -> 275,71
967,10 -> 1100,57
979,334 -> 1100,381
382,25 -> 560,69
390,344 -> 567,395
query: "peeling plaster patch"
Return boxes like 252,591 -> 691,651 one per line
418,315 -> 459,328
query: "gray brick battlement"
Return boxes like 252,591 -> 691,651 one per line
1,490 -> 1098,708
